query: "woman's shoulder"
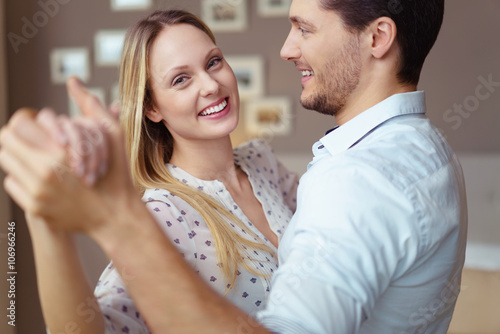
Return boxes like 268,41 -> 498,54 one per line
233,139 -> 275,160
233,139 -> 284,183
141,187 -> 186,208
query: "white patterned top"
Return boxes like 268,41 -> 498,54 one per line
94,140 -> 299,333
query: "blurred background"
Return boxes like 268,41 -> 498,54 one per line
1,0 -> 499,333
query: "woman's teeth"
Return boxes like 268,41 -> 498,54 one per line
200,99 -> 227,116
302,70 -> 314,77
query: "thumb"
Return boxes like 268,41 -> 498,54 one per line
66,76 -> 109,120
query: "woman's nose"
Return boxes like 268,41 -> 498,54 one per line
199,73 -> 219,97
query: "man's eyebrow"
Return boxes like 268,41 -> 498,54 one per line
290,15 -> 316,29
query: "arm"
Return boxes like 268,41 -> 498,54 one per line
20,110 -> 109,333
26,214 -> 106,334
257,161 -> 418,333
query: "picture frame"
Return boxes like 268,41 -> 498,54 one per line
257,0 -> 292,17
94,30 -> 127,67
201,0 -> 248,32
110,0 -> 152,11
50,47 -> 90,84
225,55 -> 264,100
68,87 -> 106,117
244,97 -> 293,137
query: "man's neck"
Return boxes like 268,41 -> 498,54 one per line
334,81 -> 417,126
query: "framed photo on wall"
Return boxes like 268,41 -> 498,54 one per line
225,55 -> 264,100
50,47 -> 90,84
111,0 -> 152,11
95,30 -> 127,66
245,97 -> 292,137
257,0 -> 292,17
201,0 -> 248,32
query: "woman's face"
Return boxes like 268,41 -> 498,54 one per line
146,23 -> 239,144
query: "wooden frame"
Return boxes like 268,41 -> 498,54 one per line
201,0 -> 248,32
245,97 -> 292,137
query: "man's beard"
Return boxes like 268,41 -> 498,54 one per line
300,35 -> 362,117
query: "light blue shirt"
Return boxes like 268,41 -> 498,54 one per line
257,91 -> 468,334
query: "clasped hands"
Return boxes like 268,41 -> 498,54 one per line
0,77 -> 134,236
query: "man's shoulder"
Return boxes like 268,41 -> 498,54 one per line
308,116 -> 458,191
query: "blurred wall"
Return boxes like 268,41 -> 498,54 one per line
1,2 -> 16,334
1,0 -> 499,333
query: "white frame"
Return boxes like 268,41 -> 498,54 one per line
201,0 -> 248,32
94,30 -> 127,67
69,87 -> 106,117
111,0 -> 152,11
50,47 -> 90,84
245,97 -> 292,137
225,55 -> 264,100
257,0 -> 292,17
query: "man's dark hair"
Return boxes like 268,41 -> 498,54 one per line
320,0 -> 444,85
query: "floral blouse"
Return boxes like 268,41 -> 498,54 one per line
94,140 -> 300,333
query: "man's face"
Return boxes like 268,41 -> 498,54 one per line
280,0 -> 362,116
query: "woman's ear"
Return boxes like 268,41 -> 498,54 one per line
368,16 -> 397,59
145,109 -> 163,123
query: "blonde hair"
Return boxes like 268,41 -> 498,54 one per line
119,10 -> 272,293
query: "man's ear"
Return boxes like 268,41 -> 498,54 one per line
368,16 -> 397,59
145,108 -> 163,123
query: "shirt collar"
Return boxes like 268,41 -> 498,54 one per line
314,91 -> 426,157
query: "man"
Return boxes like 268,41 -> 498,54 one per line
255,0 -> 467,332
0,0 -> 466,333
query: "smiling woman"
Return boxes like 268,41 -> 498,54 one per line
3,9 -> 299,334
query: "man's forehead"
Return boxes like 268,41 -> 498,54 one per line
289,0 -> 342,29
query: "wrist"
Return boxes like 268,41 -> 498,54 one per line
89,194 -> 151,257
26,214 -> 74,244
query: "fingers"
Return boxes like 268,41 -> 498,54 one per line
3,174 -> 37,214
0,108 -> 62,214
59,116 -> 109,186
0,110 -> 62,179
66,77 -> 109,120
1,108 -> 42,148
0,126 -> 67,215
108,101 -> 121,121
36,108 -> 68,146
0,135 -> 39,194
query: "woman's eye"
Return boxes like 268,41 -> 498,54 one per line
208,57 -> 222,69
172,76 -> 187,86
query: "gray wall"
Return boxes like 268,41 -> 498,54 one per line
1,2 -> 15,334
2,1 -> 500,333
